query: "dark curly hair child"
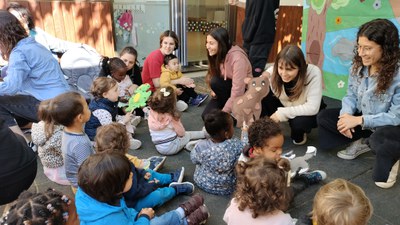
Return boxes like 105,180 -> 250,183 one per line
223,157 -> 294,224
0,189 -> 78,225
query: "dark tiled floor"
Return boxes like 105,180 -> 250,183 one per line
1,78 -> 399,225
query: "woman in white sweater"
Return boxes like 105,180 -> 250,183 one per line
261,45 -> 325,145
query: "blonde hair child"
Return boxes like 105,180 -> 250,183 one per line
147,86 -> 205,155
311,178 -> 373,225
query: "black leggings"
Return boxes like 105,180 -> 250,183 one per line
261,91 -> 326,141
317,108 -> 372,150
202,75 -> 232,119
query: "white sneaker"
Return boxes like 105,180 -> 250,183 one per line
176,100 -> 188,112
375,160 -> 399,189
293,133 -> 307,145
131,115 -> 141,127
129,138 -> 142,150
337,138 -> 371,160
185,140 -> 201,151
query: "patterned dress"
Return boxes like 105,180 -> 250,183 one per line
190,132 -> 248,195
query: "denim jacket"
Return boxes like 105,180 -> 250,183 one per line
340,66 -> 400,129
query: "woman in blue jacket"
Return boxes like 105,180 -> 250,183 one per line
0,10 -> 69,140
317,19 -> 400,188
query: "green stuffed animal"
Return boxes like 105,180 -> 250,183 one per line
125,83 -> 152,112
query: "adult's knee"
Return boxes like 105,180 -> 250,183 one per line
369,126 -> 400,157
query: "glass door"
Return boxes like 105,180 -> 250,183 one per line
173,0 -> 230,69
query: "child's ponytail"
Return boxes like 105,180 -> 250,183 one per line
100,56 -> 111,77
38,99 -> 56,140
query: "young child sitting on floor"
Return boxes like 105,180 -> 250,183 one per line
95,122 -> 165,171
297,178 -> 373,225
95,122 -> 194,210
148,86 -> 206,155
50,92 -> 94,192
84,77 -> 141,149
100,56 -> 141,127
75,152 -> 210,225
223,157 -> 294,225
190,109 -> 248,195
31,99 -> 69,185
160,54 -> 208,106
239,117 -> 326,196
0,189 -> 79,225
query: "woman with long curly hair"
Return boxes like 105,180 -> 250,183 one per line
223,157 -> 294,224
0,10 -> 69,140
317,18 -> 400,188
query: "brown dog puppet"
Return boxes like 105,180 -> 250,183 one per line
232,76 -> 270,127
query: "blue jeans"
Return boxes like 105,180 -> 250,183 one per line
0,95 -> 40,126
150,209 -> 187,225
133,170 -> 176,210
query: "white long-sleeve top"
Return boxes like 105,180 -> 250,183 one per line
266,64 -> 323,122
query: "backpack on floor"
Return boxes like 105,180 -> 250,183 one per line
60,45 -> 102,99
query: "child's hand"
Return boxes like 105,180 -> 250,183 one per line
123,111 -> 133,124
148,178 -> 159,184
242,121 -> 249,131
139,208 -> 155,219
144,172 -> 151,180
210,91 -> 217,99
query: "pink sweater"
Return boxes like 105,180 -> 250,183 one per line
219,46 -> 252,113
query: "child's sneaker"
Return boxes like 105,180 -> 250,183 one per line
177,100 -> 188,112
179,194 -> 204,216
299,170 -> 326,185
129,138 -> 142,150
186,205 -> 210,225
143,156 -> 167,171
169,181 -> 194,195
143,106 -> 150,120
189,94 -> 209,107
130,115 -> 141,127
171,167 -> 185,183
185,140 -> 200,152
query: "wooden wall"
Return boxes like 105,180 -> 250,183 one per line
0,0 -> 115,56
234,5 -> 303,63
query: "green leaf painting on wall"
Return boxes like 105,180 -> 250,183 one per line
302,0 -> 400,100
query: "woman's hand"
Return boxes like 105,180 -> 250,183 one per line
270,113 -> 280,123
337,113 -> 362,138
139,208 -> 155,219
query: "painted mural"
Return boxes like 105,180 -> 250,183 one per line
302,0 -> 400,100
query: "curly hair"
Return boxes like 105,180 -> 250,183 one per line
0,10 -> 28,60
312,179 -> 373,225
206,27 -> 232,84
352,18 -> 400,94
148,86 -> 180,119
95,122 -> 130,154
204,109 -> 233,142
78,152 -> 131,206
1,189 -> 71,225
248,117 -> 282,148
271,45 -> 309,101
90,77 -> 118,99
50,92 -> 84,127
234,157 -> 293,218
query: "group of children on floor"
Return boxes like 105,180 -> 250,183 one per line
1,43 -> 373,225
